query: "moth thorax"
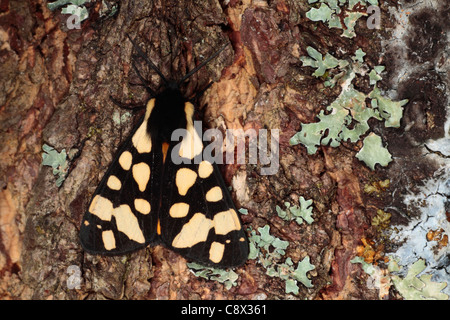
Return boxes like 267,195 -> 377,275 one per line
148,89 -> 188,143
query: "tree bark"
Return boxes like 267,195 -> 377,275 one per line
0,0 -> 448,300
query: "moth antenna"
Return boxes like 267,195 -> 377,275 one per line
126,33 -> 169,85
178,43 -> 229,85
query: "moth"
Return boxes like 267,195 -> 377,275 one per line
80,35 -> 249,267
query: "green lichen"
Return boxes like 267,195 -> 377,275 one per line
342,12 -> 365,38
42,144 -> 69,187
249,225 -> 289,263
370,87 -> 406,128
353,48 -> 366,62
306,3 -> 334,24
300,46 -> 344,78
306,0 -> 379,38
48,0 -> 89,22
369,66 -> 385,85
276,197 -> 314,225
249,225 -> 316,294
187,223 -> 308,291
186,262 -> 239,290
351,256 -> 377,274
355,133 -> 392,170
289,82 -> 382,155
353,257 -> 449,300
289,102 -> 349,154
238,208 -> 249,215
389,259 -> 448,300
291,47 -> 408,170
274,257 -> 316,294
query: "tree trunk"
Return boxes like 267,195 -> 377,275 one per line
0,0 -> 448,300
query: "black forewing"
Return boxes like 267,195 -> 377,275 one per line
159,144 -> 249,267
80,114 -> 161,255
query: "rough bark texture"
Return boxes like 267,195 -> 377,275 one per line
0,0 -> 448,300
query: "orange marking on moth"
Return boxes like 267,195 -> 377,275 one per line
157,219 -> 161,235
162,142 -> 169,164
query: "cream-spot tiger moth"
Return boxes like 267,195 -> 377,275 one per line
80,35 -> 249,267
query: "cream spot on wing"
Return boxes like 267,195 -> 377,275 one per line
209,242 -> 225,264
179,102 -> 203,159
112,204 -> 145,243
205,186 -> 223,202
118,151 -> 132,170
134,198 -> 151,215
198,160 -> 213,179
171,213 -> 213,248
131,99 -> 155,154
102,230 -> 116,250
89,195 -> 113,221
132,122 -> 152,154
107,175 -> 122,190
169,202 -> 190,218
84,220 -> 89,226
132,162 -> 150,192
171,209 -> 243,248
175,168 -> 197,196
213,209 -> 241,235
144,99 -> 155,120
